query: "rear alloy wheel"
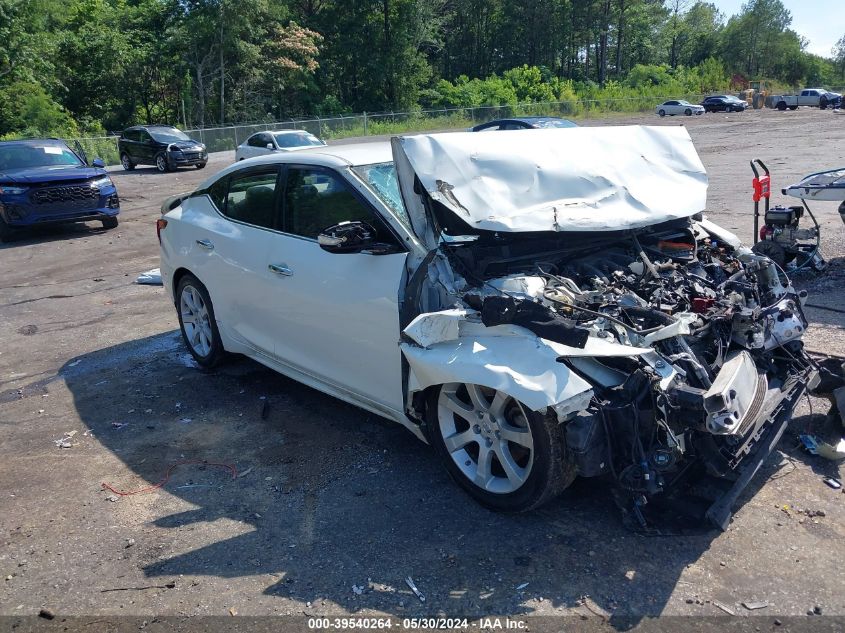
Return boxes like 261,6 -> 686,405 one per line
426,383 -> 575,512
155,153 -> 170,173
101,216 -> 119,230
176,275 -> 225,368
658,109 -> 666,117
685,108 -> 693,116
120,153 -> 135,171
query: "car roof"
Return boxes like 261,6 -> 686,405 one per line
208,141 -> 393,186
266,129 -> 315,135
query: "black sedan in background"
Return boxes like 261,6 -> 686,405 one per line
471,116 -> 577,131
701,96 -> 748,113
118,125 -> 208,173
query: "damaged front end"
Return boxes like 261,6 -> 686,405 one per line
392,127 -> 821,529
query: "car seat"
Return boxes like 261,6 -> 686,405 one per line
235,185 -> 276,227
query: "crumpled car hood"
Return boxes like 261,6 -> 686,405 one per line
392,126 -> 707,243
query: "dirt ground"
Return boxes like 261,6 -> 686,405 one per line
1,108 -> 845,625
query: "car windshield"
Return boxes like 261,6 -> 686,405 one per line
148,127 -> 191,143
532,119 -> 577,128
351,162 -> 409,228
0,144 -> 83,170
274,132 -> 324,148
677,100 -> 692,105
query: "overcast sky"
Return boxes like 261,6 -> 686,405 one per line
713,0 -> 841,57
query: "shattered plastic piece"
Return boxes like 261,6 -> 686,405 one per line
712,600 -> 736,615
403,309 -> 466,347
405,576 -> 425,603
352,584 -> 364,596
800,435 -> 845,461
823,477 -> 842,490
136,268 -> 163,285
742,601 -> 769,610
54,430 -> 77,449
516,582 -> 529,590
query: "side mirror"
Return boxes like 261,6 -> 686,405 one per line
318,221 -> 374,253
266,143 -> 275,150
317,221 -> 398,255
92,158 -> 106,168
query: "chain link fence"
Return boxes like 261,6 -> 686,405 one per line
70,94 -> 718,166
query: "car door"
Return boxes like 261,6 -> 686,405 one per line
264,164 -> 408,412
137,129 -> 156,163
185,165 -> 285,356
123,130 -> 140,161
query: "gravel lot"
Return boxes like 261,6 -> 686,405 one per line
1,108 -> 844,623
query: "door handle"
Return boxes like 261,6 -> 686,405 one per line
268,263 -> 293,276
196,239 -> 214,250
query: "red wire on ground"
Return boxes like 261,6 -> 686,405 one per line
101,459 -> 238,496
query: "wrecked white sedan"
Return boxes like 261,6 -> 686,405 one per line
158,127 -> 818,529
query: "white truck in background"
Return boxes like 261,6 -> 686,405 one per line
772,88 -> 842,110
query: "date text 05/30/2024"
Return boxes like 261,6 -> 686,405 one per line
307,617 -> 528,629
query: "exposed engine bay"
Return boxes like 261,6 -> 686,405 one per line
408,217 -> 819,529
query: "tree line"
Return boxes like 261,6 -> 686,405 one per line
0,0 -> 843,138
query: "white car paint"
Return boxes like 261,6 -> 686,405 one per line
160,130 -> 709,438
393,127 -> 707,233
234,129 -> 326,161
655,100 -> 705,116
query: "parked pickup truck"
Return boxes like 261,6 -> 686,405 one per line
772,88 -> 842,110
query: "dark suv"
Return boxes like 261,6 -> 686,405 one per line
118,125 -> 208,173
0,139 -> 119,241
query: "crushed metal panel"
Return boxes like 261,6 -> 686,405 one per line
401,335 -> 593,412
393,126 -> 708,234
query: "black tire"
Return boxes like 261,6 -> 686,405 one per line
777,101 -> 787,111
120,153 -> 135,171
751,240 -> 787,268
658,109 -> 666,117
176,274 -> 226,369
425,384 -> 576,512
155,153 -> 170,173
101,216 -> 119,229
684,108 -> 692,116
789,105 -> 798,111
820,97 -> 829,110
196,163 -> 207,169
0,216 -> 16,243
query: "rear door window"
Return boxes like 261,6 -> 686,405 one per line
220,168 -> 280,229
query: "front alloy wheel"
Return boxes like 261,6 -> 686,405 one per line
177,275 -> 225,368
685,108 -> 693,116
156,153 -> 170,173
427,383 -> 575,512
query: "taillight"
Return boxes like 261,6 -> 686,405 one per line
156,218 -> 168,245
